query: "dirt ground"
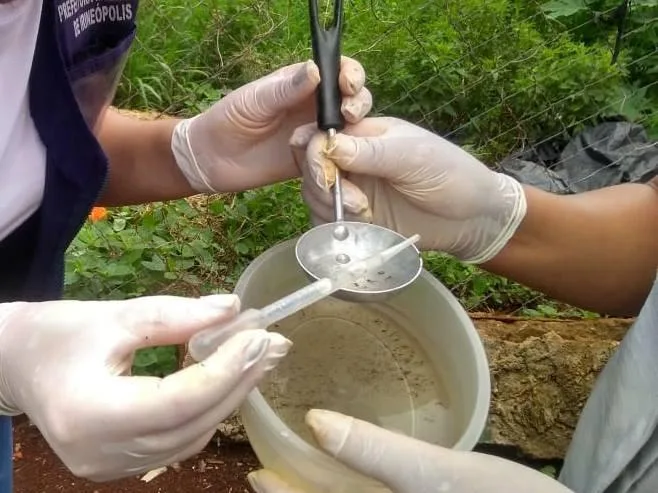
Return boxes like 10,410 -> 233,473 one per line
13,416 -> 259,493
13,415 -> 563,493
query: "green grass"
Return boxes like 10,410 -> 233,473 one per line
66,0 -> 657,374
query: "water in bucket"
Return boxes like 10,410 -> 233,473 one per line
258,295 -> 457,447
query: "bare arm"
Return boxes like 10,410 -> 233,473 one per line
482,182 -> 658,317
95,108 -> 195,206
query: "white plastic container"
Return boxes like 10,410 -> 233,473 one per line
236,238 -> 490,493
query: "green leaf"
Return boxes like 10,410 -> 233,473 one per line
113,218 -> 127,232
235,242 -> 250,255
541,0 -> 588,18
121,249 -> 144,265
63,271 -> 79,286
106,263 -> 134,277
131,346 -> 178,377
181,245 -> 195,258
538,304 -> 559,316
133,348 -> 158,368
141,212 -> 157,230
141,255 -> 166,272
209,200 -> 225,215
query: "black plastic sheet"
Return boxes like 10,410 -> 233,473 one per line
499,120 -> 658,194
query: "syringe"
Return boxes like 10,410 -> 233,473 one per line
187,233 -> 421,362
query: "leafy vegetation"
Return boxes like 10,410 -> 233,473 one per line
117,0 -> 657,158
65,0 -> 656,374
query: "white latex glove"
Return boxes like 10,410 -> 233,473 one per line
0,295 -> 291,481
171,57 -> 372,193
247,409 -> 574,493
291,117 -> 527,264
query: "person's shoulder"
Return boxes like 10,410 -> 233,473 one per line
0,0 -> 42,57
0,0 -> 42,91
0,0 -> 37,25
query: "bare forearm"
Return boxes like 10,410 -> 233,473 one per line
482,182 -> 658,316
96,108 -> 196,206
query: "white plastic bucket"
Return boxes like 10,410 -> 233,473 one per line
237,238 -> 490,493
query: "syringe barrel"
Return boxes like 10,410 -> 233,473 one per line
188,308 -> 263,362
259,278 -> 334,326
188,234 -> 420,362
187,278 -> 334,362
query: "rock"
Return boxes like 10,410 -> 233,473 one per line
472,314 -> 632,459
215,412 -> 249,444
181,315 -> 634,460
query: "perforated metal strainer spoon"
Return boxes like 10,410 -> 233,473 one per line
295,0 -> 422,303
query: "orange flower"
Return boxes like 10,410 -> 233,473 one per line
89,207 -> 108,222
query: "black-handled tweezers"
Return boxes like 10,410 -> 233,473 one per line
309,0 -> 347,228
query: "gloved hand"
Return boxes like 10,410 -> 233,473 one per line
247,409 -> 574,493
291,117 -> 527,264
171,57 -> 372,193
0,295 -> 291,481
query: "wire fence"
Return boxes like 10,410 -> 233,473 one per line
84,0 -> 658,317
